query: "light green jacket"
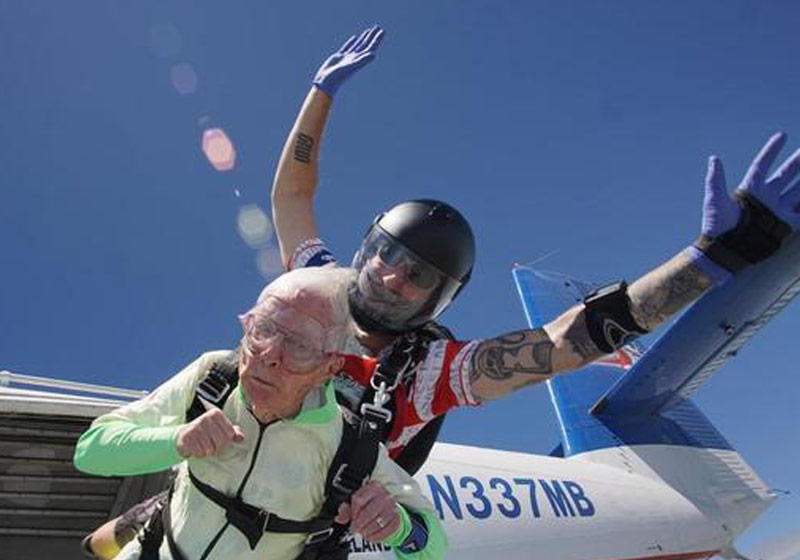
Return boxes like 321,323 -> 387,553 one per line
74,350 -> 446,560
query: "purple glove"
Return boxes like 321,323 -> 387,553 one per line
699,155 -> 741,238
691,132 -> 800,284
734,132 -> 800,228
313,25 -> 385,99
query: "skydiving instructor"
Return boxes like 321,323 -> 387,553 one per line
271,21 -> 800,409
273,24 -> 472,472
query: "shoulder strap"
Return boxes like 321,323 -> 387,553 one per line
363,322 -> 455,477
303,326 -> 456,558
373,321 -> 455,387
186,350 -> 240,421
420,321 -> 456,342
356,322 -> 454,433
299,410 -> 387,560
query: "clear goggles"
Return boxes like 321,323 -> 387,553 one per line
350,228 -> 463,331
239,295 -> 334,374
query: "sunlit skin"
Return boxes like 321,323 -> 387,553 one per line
238,297 -> 344,423
239,337 -> 343,424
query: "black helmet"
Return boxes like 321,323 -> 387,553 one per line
350,199 -> 475,334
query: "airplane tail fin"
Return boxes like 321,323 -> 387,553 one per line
511,256 -> 800,541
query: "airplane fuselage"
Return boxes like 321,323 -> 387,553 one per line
351,443 -> 761,560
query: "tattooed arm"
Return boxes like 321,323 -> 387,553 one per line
470,248 -> 712,402
271,26 -> 385,268
470,132 -> 800,402
627,248 -> 712,330
271,87 -> 331,268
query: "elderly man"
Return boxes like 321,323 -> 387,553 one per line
74,267 -> 446,560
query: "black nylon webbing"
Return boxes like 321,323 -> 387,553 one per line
188,469 -> 334,549
162,486 -> 190,560
694,192 -> 792,273
187,354 -> 240,422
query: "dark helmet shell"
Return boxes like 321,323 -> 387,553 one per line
350,199 -> 475,334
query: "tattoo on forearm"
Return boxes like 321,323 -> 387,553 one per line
629,252 -> 712,330
567,320 -> 600,362
293,132 -> 314,164
471,330 -> 554,383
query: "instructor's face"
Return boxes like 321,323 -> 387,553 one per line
364,253 -> 435,302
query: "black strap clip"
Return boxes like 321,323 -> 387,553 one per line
330,462 -> 367,495
196,375 -> 232,406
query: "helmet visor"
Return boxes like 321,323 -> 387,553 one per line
350,227 -> 463,331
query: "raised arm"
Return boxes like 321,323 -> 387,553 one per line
271,26 -> 385,268
471,132 -> 800,401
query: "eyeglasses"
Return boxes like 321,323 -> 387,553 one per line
376,243 -> 439,290
241,314 -> 328,374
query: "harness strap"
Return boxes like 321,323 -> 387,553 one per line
297,325 -> 452,559
187,352 -> 240,422
137,498 -> 166,560
142,335 -> 447,560
358,325 -> 448,419
298,409 -> 386,560
189,470 -> 335,550
161,485 -> 191,560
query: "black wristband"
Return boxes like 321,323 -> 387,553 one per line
694,192 -> 791,273
583,281 -> 649,354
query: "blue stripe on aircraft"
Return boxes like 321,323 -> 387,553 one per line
548,367 -> 732,455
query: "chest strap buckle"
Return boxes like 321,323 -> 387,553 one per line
305,527 -> 335,545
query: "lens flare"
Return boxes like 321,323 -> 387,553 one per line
201,127 -> 236,171
257,249 -> 284,279
170,63 -> 198,95
237,205 -> 273,248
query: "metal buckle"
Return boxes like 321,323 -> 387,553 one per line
305,527 -> 334,545
331,463 -> 358,494
360,402 -> 393,425
196,376 -> 231,405
259,510 -> 271,533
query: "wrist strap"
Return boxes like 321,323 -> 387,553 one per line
583,281 -> 649,354
694,192 -> 791,273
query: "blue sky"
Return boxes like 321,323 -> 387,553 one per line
2,1 -> 798,556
